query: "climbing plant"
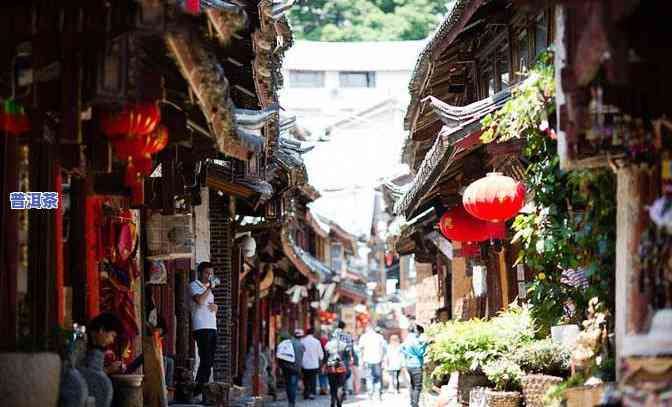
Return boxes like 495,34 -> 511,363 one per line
480,52 -> 616,335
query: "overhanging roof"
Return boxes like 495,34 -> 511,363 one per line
394,88 -> 512,218
280,225 -> 333,283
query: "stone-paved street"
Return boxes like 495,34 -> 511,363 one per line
265,390 -> 423,407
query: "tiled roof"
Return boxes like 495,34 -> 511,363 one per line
404,0 -> 484,129
394,87 -> 513,217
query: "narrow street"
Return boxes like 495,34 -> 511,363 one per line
266,391 -> 415,407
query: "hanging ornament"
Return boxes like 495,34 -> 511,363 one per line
463,172 -> 526,223
101,102 -> 161,138
438,204 -> 506,242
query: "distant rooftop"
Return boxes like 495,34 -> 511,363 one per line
283,40 -> 427,72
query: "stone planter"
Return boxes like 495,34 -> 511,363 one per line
110,374 -> 143,407
521,374 -> 563,407
0,352 -> 61,407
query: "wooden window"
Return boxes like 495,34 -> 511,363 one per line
339,71 -> 376,88
516,29 -> 530,72
330,242 -> 343,272
498,53 -> 510,90
289,70 -> 325,88
534,12 -> 549,57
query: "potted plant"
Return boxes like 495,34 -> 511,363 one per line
514,338 -> 570,407
426,305 -> 535,405
479,358 -> 523,407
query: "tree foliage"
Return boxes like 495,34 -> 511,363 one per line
288,0 -> 454,42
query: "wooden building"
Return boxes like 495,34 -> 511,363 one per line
394,0 -> 553,321
0,0 -> 300,404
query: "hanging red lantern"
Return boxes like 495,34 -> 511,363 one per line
438,204 -> 506,242
463,172 -> 526,223
101,102 -> 161,138
113,125 -> 168,161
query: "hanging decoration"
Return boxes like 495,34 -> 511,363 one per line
438,204 -> 506,242
100,102 -> 165,205
0,99 -> 31,135
100,102 -> 161,138
286,285 -> 308,304
463,172 -> 526,223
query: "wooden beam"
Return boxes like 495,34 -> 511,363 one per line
499,248 -> 509,309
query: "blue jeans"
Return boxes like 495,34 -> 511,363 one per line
282,368 -> 299,405
366,363 -> 382,396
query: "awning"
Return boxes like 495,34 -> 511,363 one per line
395,88 -> 513,218
205,161 -> 273,201
280,226 -> 334,283
336,280 -> 368,302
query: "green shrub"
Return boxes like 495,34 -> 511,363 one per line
513,338 -> 570,376
426,305 -> 535,382
483,358 -> 524,391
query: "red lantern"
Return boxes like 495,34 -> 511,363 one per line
438,205 -> 506,242
101,102 -> 161,137
463,172 -> 526,223
1,100 -> 31,135
113,125 -> 168,160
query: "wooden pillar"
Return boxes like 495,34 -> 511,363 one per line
0,132 -> 19,350
253,261 -> 261,396
451,242 -> 470,320
498,248 -> 509,309
238,287 -> 248,380
615,167 -> 658,377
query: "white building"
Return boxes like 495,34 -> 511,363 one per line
279,40 -> 425,237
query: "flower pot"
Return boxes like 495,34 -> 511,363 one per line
564,384 -> 605,407
470,387 -> 522,407
0,352 -> 62,407
110,374 -> 143,407
457,373 -> 490,405
521,374 -> 563,407
485,389 -> 521,407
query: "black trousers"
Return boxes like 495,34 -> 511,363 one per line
327,373 -> 346,407
407,367 -> 423,407
194,329 -> 217,386
302,368 -> 319,397
389,369 -> 401,391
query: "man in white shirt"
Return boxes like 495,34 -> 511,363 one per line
359,325 -> 386,400
299,328 -> 324,400
190,261 -> 218,399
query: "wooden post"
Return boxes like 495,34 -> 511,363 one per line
0,130 -> 19,350
238,287 -> 248,380
253,260 -> 261,396
498,248 -> 509,309
615,167 -> 658,378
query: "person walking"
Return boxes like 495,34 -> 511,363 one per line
276,331 -> 304,407
336,320 -> 355,398
401,324 -> 428,407
384,334 -> 403,394
319,331 -> 330,395
359,325 -> 386,400
190,261 -> 218,402
324,328 -> 351,407
299,328 -> 323,400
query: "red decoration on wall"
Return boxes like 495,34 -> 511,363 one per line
85,197 -> 103,319
101,102 -> 161,138
185,0 -> 200,14
438,204 -> 506,242
463,172 -> 526,223
1,100 -> 31,135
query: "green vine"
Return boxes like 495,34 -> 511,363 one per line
480,52 -> 617,336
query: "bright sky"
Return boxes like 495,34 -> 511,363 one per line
304,120 -> 409,238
